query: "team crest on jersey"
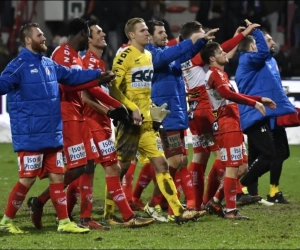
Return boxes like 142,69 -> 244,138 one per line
45,67 -> 50,76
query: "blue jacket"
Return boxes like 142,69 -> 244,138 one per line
146,38 -> 206,131
235,29 -> 296,132
0,47 -> 101,152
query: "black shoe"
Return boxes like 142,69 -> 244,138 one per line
236,194 -> 262,206
267,192 -> 289,204
205,199 -> 225,218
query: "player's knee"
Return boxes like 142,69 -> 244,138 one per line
167,154 -> 183,169
193,152 -> 210,164
19,177 -> 36,188
105,163 -> 121,177
151,156 -> 169,173
182,155 -> 188,166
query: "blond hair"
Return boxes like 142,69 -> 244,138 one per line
124,17 -> 145,40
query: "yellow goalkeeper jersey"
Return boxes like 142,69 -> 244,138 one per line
110,45 -> 153,122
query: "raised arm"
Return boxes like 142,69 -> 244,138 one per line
149,39 -> 198,68
246,29 -> 270,68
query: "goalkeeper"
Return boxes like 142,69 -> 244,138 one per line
110,17 -> 205,224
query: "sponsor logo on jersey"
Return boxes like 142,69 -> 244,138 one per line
230,145 -> 242,161
67,143 -> 86,161
23,155 -> 43,171
99,138 -> 115,156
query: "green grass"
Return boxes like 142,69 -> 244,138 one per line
0,143 -> 300,249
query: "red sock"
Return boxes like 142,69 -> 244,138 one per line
149,193 -> 164,207
132,163 -> 152,199
203,159 -> 225,204
236,177 -> 243,194
189,162 -> 205,210
224,176 -> 237,210
106,176 -> 134,221
4,182 -> 29,219
50,183 -> 68,220
66,177 -> 80,216
122,162 -> 136,201
214,181 -> 225,202
79,173 -> 94,219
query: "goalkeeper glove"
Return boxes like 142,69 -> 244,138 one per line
150,103 -> 170,131
107,106 -> 133,128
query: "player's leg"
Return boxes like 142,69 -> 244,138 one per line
178,132 -> 195,210
240,120 -> 276,187
113,122 -> 156,227
77,121 -> 109,230
41,149 -> 89,233
236,143 -> 262,206
267,128 -> 290,203
122,159 -> 137,203
0,151 -> 38,233
131,156 -> 154,210
27,121 -> 87,228
140,129 -> 205,225
217,132 -> 249,220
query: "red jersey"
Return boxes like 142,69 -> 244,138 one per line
167,38 -> 179,46
182,33 -> 245,110
205,66 -> 261,134
52,43 -> 85,121
82,50 -> 120,131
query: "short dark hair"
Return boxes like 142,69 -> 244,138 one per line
20,23 -> 39,46
67,18 -> 88,36
238,35 -> 255,52
180,21 -> 202,40
147,20 -> 164,35
87,17 -> 99,38
200,42 -> 221,65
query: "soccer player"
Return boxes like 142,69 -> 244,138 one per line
0,22 -> 114,234
110,17 -> 203,225
144,20 -> 217,218
179,21 -> 261,211
235,20 -> 297,203
200,37 -> 276,219
81,18 -> 155,227
27,18 -> 112,230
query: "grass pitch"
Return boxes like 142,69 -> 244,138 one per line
0,143 -> 299,249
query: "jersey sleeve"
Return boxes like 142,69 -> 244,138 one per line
211,71 -> 257,107
220,33 -> 244,53
109,53 -> 138,111
87,86 -> 121,108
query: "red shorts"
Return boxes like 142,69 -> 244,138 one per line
160,130 -> 186,158
92,129 -> 118,167
215,131 -> 244,167
18,149 -> 64,179
63,120 -> 98,169
189,109 -> 219,153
